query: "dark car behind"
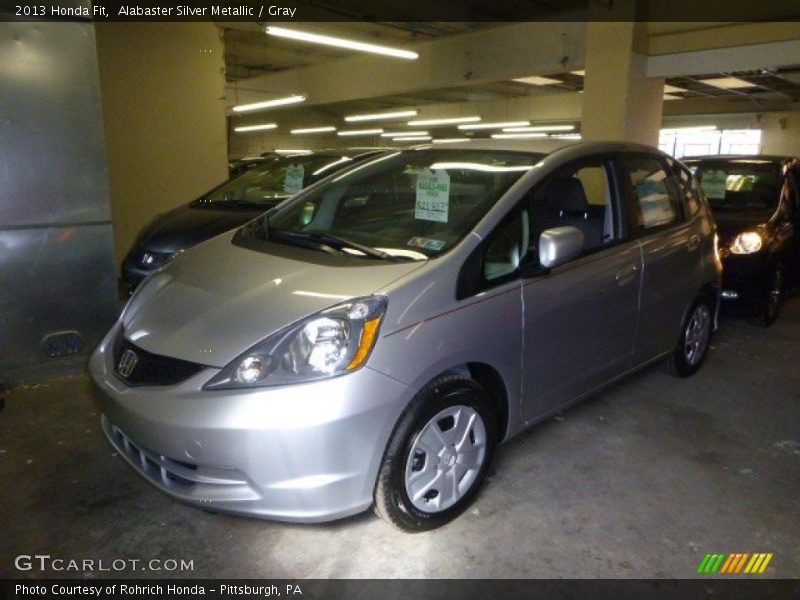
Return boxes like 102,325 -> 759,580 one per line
685,155 -> 800,325
122,150 -> 385,290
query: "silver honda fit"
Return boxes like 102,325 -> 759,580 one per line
90,140 -> 721,531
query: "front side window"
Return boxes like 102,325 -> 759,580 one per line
480,158 -> 618,283
483,209 -> 530,281
526,159 -> 617,254
264,149 -> 543,260
618,156 -> 681,232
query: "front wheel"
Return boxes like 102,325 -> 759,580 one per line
374,375 -> 498,532
670,298 -> 713,378
759,264 -> 784,327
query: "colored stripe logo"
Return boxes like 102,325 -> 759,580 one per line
697,553 -> 773,574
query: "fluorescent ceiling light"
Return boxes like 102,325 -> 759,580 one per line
491,132 -> 549,139
232,95 -> 306,113
391,136 -> 431,142
551,133 -> 582,140
513,75 -> 563,86
458,121 -> 530,131
312,156 -> 353,176
234,123 -> 278,132
503,125 -> 575,133
265,26 -> 419,60
664,84 -> 686,93
275,149 -> 312,155
345,110 -> 418,122
430,162 -> 532,173
570,70 -> 585,77
432,138 -> 471,144
291,126 -> 336,134
408,116 -> 481,127
380,130 -> 428,137
337,128 -> 383,136
392,135 -> 431,142
660,125 -> 717,133
698,77 -> 756,89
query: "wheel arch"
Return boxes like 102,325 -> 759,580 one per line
435,362 -> 511,443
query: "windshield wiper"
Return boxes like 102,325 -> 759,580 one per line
271,229 -> 404,261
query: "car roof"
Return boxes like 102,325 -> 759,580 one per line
402,138 -> 666,158
682,155 -> 800,164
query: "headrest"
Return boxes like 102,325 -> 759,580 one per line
546,177 -> 589,213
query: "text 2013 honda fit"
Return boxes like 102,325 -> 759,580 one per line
90,140 -> 721,532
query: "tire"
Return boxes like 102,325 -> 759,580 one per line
670,297 -> 713,378
758,264 -> 784,327
374,375 -> 498,532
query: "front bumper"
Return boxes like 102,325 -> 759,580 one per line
88,326 -> 412,522
720,254 -> 772,312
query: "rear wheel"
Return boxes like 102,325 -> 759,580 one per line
374,375 -> 497,532
670,298 -> 713,378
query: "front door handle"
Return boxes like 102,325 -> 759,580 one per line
615,263 -> 638,285
687,234 -> 701,252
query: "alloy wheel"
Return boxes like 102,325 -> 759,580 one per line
684,304 -> 711,366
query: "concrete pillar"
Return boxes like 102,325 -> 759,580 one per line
95,23 -> 228,266
581,4 -> 664,146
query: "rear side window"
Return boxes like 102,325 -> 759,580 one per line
671,162 -> 703,217
618,156 -> 682,233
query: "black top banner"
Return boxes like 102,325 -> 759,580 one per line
1,0 -> 799,22
3,579 -> 800,600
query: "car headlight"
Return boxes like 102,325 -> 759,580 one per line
729,231 -> 763,255
204,296 -> 387,390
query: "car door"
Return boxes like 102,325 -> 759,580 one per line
516,156 -> 642,421
616,154 -> 704,363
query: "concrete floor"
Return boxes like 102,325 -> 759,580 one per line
2,299 -> 799,579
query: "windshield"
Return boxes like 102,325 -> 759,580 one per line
263,149 -> 543,259
688,160 -> 781,213
203,154 -> 358,207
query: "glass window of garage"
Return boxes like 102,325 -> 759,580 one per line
267,150 -> 543,258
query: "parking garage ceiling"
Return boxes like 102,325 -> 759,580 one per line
220,14 -> 800,120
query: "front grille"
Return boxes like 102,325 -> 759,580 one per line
112,329 -> 206,387
103,418 -> 258,500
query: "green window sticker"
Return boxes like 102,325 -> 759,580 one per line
701,170 -> 728,200
283,164 -> 305,194
415,168 -> 450,223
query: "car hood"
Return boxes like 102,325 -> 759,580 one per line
713,211 -> 771,244
121,233 -> 425,367
135,203 -> 270,254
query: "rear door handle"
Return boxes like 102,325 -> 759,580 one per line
615,263 -> 638,285
687,234 -> 701,252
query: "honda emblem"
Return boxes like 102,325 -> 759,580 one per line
117,349 -> 138,378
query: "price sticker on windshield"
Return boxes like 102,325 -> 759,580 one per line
415,168 -> 450,223
283,164 -> 305,194
701,170 -> 728,200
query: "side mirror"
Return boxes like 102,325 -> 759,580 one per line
539,226 -> 585,269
